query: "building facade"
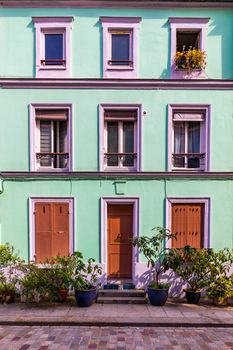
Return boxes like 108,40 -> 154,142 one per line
0,0 -> 233,286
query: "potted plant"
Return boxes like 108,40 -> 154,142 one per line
166,246 -> 215,304
206,248 -> 233,306
175,47 -> 207,71
72,252 -> 102,307
132,227 -> 175,306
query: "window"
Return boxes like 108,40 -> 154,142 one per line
32,17 -> 73,78
99,105 -> 142,171
166,198 -> 210,249
100,17 -> 141,78
30,104 -> 72,171
168,105 -> 210,172
169,17 -> 210,78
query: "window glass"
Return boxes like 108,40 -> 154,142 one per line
123,122 -> 134,166
111,33 -> 130,65
174,122 -> 185,168
107,122 -> 119,166
188,122 -> 200,168
45,34 -> 63,65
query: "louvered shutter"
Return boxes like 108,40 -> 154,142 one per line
39,120 -> 52,167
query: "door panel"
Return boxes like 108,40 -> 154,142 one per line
171,203 -> 204,249
107,204 -> 133,278
35,202 -> 70,262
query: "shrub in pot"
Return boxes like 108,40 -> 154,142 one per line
132,227 -> 176,306
164,246 -> 214,304
174,47 -> 207,71
206,248 -> 233,306
72,252 -> 102,307
0,273 -> 16,304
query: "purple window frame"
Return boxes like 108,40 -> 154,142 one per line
166,197 -> 211,248
99,104 -> 143,172
30,103 -> 73,172
168,104 -> 211,172
100,16 -> 141,78
32,17 -> 73,78
169,17 -> 210,79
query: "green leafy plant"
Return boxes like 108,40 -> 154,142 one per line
0,272 -> 16,303
71,252 -> 102,291
175,47 -> 207,71
132,227 -> 175,289
207,276 -> 233,305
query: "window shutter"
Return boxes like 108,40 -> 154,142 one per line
36,110 -> 68,120
104,109 -> 137,120
171,204 -> 188,248
186,204 -> 204,249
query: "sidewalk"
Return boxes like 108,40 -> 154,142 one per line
0,298 -> 233,327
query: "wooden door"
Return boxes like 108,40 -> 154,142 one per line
35,202 -> 69,262
107,204 -> 133,278
171,203 -> 204,249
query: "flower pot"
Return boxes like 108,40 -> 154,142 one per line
184,289 -> 201,304
0,291 -> 15,304
58,289 -> 68,302
147,287 -> 168,306
74,287 -> 97,307
213,297 -> 228,306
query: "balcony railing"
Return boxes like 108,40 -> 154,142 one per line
172,153 -> 205,169
36,152 -> 69,169
104,152 -> 137,167
36,152 -> 69,160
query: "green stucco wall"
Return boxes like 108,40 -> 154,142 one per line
0,88 -> 232,172
0,178 -> 232,261
0,8 -> 233,79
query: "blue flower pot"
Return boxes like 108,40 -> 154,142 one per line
74,287 -> 97,307
147,287 -> 169,306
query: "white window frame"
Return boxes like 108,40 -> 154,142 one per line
32,17 -> 73,78
30,103 -> 73,172
104,119 -> 137,171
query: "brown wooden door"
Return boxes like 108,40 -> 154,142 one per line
171,203 -> 204,249
35,202 -> 69,262
107,204 -> 133,278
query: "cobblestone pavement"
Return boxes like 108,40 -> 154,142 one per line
0,326 -> 232,350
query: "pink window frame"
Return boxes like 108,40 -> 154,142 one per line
100,16 -> 141,78
100,197 -> 140,284
29,197 -> 75,261
166,197 -> 211,249
32,17 -> 73,78
167,104 -> 211,172
30,103 -> 73,172
169,17 -> 210,79
99,104 -> 143,172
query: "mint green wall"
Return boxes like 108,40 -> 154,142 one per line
0,88 -> 232,171
0,178 -> 232,261
0,8 -> 233,79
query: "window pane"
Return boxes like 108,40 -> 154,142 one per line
45,34 -> 63,65
188,122 -> 200,168
40,120 -> 52,167
56,121 -> 68,169
174,122 -> 185,167
123,122 -> 134,167
107,122 -> 118,166
111,34 -> 130,65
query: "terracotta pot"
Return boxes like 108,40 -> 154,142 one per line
213,297 -> 228,306
58,289 -> 68,302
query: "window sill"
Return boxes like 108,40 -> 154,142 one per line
104,167 -> 138,172
171,168 -> 206,172
107,66 -> 134,71
36,168 -> 71,172
38,66 -> 67,71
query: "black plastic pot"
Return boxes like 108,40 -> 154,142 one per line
74,287 -> 97,307
147,287 -> 169,306
184,289 -> 201,304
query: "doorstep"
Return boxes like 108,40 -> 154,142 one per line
0,298 -> 233,327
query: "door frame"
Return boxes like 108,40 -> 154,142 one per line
29,197 -> 75,261
166,197 -> 211,248
101,197 -> 140,282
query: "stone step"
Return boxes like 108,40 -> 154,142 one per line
98,289 -> 145,298
97,296 -> 147,304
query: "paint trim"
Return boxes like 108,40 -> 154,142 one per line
167,104 -> 211,172
101,197 -> 140,284
29,103 -> 73,172
100,17 -> 141,78
2,1 -> 233,9
32,17 -> 73,78
169,17 -> 210,79
29,197 -> 75,261
1,79 -> 233,90
166,197 -> 211,248
99,104 -> 143,172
